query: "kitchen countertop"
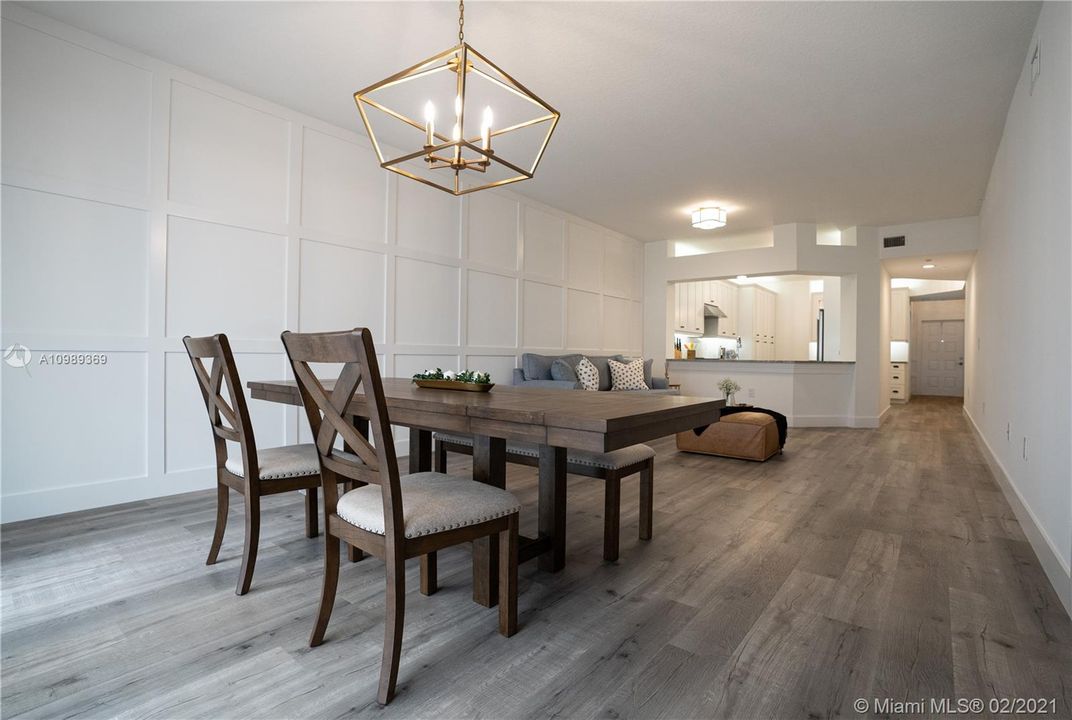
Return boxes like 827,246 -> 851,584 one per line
667,358 -> 856,364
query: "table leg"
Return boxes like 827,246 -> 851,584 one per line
472,435 -> 506,607
538,445 -> 567,572
409,429 -> 432,474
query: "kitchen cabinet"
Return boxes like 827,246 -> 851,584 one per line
890,287 -> 910,341
686,282 -> 703,333
753,286 -> 777,360
673,281 -> 703,335
674,283 -> 688,333
890,361 -> 910,402
674,279 -> 740,337
701,280 -> 738,337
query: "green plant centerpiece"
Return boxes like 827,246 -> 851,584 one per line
717,377 -> 742,405
412,368 -> 494,392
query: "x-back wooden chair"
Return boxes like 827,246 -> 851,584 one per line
281,328 -> 521,705
183,333 -> 323,595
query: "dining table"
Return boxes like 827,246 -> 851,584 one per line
249,377 -> 725,607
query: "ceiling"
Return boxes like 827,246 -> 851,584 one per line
26,1 -> 1040,241
883,251 -> 976,280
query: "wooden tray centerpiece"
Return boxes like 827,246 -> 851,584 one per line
412,368 -> 494,393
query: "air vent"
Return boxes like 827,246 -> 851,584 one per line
883,235 -> 906,248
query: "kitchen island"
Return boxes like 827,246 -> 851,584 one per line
666,358 -> 858,427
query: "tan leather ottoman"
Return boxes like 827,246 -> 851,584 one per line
676,412 -> 780,461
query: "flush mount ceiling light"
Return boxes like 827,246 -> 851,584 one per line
922,260 -> 936,269
353,0 -> 560,196
691,206 -> 727,230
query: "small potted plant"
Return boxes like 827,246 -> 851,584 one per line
717,377 -> 742,405
412,367 -> 494,392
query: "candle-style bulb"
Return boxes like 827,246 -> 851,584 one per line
451,123 -> 461,141
423,101 -> 435,147
480,106 -> 493,152
454,94 -> 463,118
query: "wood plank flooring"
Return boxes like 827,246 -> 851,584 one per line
2,397 -> 1069,719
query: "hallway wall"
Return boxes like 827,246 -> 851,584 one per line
963,1 -> 1071,615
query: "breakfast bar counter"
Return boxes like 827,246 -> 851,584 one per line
666,358 -> 857,428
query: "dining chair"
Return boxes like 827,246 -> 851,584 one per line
281,328 -> 521,705
434,434 -> 654,562
183,333 -> 325,596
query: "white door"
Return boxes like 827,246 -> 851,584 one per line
919,320 -> 964,397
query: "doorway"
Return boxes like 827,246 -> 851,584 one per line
919,320 -> 964,396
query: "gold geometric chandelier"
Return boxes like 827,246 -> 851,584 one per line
353,0 -> 560,196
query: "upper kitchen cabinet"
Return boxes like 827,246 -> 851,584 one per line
890,287 -> 910,341
700,280 -> 739,337
674,279 -> 740,338
674,281 -> 703,335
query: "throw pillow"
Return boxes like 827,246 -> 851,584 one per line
522,353 -> 555,381
550,358 -> 579,382
617,357 -> 654,388
608,358 -> 649,391
576,357 -> 600,391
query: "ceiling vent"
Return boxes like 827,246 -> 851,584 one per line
883,235 -> 906,248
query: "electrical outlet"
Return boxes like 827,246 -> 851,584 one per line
748,388 -> 755,399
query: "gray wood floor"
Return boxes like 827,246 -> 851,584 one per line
3,397 -> 1070,719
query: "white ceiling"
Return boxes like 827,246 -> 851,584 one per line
26,1 -> 1040,241
883,251 -> 977,280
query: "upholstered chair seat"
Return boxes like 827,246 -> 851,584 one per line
433,433 -> 654,469
569,444 -> 655,469
225,444 -> 321,480
432,432 -> 539,457
336,472 -> 521,539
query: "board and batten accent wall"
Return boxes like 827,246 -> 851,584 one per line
0,7 -> 643,523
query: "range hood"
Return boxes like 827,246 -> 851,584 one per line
703,303 -> 727,318
701,304 -> 728,339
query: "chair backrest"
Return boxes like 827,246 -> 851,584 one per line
280,329 -> 403,542
182,333 -> 259,480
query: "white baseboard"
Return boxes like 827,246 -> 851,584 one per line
789,415 -> 853,428
963,408 -> 1072,619
877,404 -> 891,425
1,467 -> 216,524
1,451 -> 430,524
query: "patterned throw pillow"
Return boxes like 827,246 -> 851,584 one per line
608,358 -> 649,391
576,356 -> 600,391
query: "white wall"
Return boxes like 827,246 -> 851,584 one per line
963,2 -> 1071,615
877,216 -> 979,260
0,7 -> 643,522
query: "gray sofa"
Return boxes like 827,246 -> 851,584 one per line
512,353 -> 677,394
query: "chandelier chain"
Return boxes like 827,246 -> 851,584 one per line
458,0 -> 464,43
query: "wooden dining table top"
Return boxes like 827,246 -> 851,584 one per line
249,378 -> 725,452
